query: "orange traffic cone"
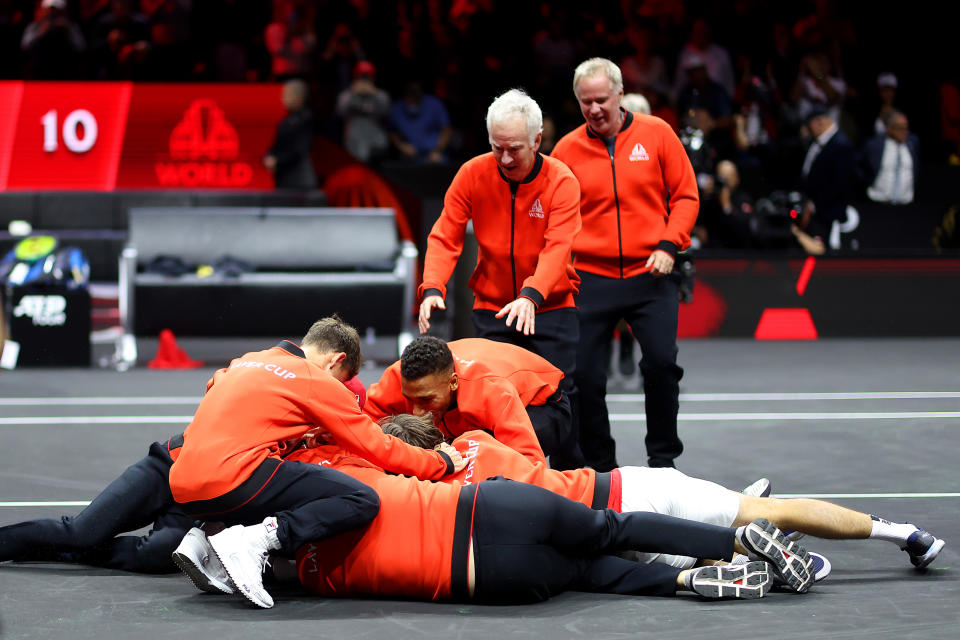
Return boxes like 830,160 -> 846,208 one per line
148,329 -> 204,369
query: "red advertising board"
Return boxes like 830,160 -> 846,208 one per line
0,82 -> 285,191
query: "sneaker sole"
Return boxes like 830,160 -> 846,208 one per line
911,538 -> 945,569
171,549 -> 235,595
209,538 -> 274,609
690,562 -> 772,599
743,519 -> 814,593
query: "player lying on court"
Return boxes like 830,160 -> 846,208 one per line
379,413 -> 945,572
175,437 -> 817,606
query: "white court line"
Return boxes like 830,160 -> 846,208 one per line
0,416 -> 193,425
3,392 -> 958,407
4,411 -> 960,426
3,493 -> 959,508
774,493 -> 960,499
610,411 -> 960,421
0,397 -> 199,406
608,392 -> 960,402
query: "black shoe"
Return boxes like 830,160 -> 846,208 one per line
648,458 -> 675,469
902,528 -> 945,569
687,562 -> 772,599
737,518 -> 814,593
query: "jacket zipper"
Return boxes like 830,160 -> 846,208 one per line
509,181 -> 519,298
608,144 -> 623,279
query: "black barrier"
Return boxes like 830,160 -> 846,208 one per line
7,286 -> 91,366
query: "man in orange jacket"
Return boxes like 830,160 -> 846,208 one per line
381,414 -> 945,574
417,88 -> 585,468
169,316 -> 463,609
365,336 -> 574,463
552,58 -> 700,471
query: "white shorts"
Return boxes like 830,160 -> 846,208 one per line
616,466 -> 742,569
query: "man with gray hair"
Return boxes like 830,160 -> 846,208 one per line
418,88 -> 585,467
552,58 -> 699,472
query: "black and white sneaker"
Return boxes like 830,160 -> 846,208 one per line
730,551 -> 831,584
687,562 -> 772,600
738,518 -> 814,593
902,529 -> 945,569
741,478 -> 772,498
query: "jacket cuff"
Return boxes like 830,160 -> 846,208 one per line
655,241 -> 679,259
518,286 -> 543,307
421,288 -> 444,301
437,450 -> 455,475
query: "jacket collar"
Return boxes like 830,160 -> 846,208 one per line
276,340 -> 305,358
497,152 -> 544,185
586,108 -> 633,140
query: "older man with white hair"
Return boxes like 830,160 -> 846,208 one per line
552,58 -> 699,473
418,89 -> 585,467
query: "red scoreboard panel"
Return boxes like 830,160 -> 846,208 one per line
0,82 -> 285,191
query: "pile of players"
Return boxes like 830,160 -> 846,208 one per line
0,317 -> 944,609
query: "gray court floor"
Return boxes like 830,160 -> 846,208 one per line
1,338 -> 958,639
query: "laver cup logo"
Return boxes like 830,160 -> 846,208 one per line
155,99 -> 254,187
13,295 -> 67,326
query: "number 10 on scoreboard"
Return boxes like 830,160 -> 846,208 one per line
41,109 -> 99,154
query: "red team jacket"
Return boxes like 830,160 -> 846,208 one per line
289,445 -> 464,600
168,341 -> 452,504
289,431 -> 619,600
551,110 -> 699,279
419,153 -> 581,310
365,339 -> 559,464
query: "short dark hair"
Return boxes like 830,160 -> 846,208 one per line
301,315 -> 362,377
400,336 -> 453,380
378,414 -> 445,449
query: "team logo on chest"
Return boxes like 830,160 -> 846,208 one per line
629,143 -> 649,162
528,198 -> 545,218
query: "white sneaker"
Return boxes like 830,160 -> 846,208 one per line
741,478 -> 772,497
209,523 -> 277,609
172,527 -> 235,595
738,518 -> 815,593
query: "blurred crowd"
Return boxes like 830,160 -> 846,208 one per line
2,0 -> 959,248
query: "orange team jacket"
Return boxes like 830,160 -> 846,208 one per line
168,341 -> 452,504
451,430 -> 602,505
419,152 -> 581,311
551,110 -> 699,279
365,339 -> 551,464
288,444 -> 464,601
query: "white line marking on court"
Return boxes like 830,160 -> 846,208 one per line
774,493 -> 960,499
610,411 -> 960,421
608,392 -> 960,402
0,397 -> 200,406
0,502 -> 92,507
0,416 -> 194,425
3,493 -> 958,508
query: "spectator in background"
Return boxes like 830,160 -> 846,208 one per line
795,106 -> 856,254
674,18 -> 735,98
21,0 -> 86,79
336,60 -> 390,164
388,80 -> 453,164
143,0 -> 190,81
698,159 -> 757,249
861,110 -> 918,205
264,79 -> 317,189
871,72 -> 899,137
791,50 -> 846,124
320,21 -> 365,96
90,0 -> 150,79
676,54 -> 733,129
622,92 -> 651,115
0,1 -> 27,78
619,23 -> 668,96
265,1 -> 316,81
